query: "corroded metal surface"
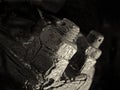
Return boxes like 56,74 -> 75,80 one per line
44,31 -> 104,90
0,11 -> 104,90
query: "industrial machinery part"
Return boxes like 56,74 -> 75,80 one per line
45,31 -> 104,90
41,18 -> 79,89
0,10 -> 104,90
